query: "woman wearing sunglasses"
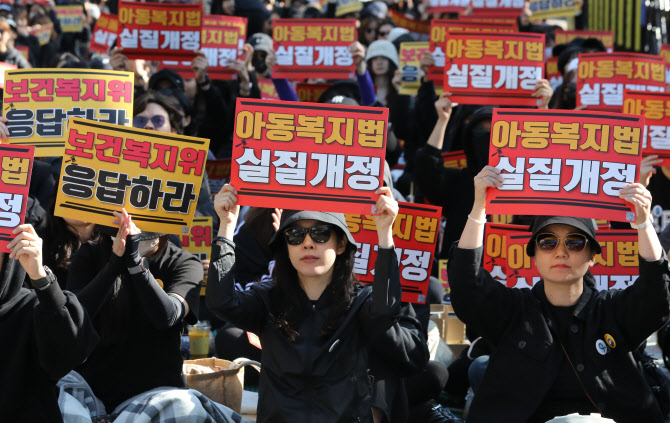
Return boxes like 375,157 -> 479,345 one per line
448,165 -> 670,423
207,184 -> 402,423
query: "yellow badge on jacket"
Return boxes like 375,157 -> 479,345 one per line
604,334 -> 616,349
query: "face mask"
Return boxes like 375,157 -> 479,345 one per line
253,58 -> 267,74
470,129 -> 491,173
138,239 -> 159,257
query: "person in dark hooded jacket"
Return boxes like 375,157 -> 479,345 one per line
0,223 -> 98,422
415,93 -> 494,259
207,183 -> 401,423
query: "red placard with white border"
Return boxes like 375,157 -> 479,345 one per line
90,13 -> 120,54
428,20 -> 517,83
660,44 -> 670,84
577,52 -> 666,112
272,19 -> 356,80
623,90 -> 670,166
443,31 -> 545,106
118,1 -> 202,61
555,30 -> 614,52
345,202 -> 442,304
546,56 -> 563,90
426,0 -> 469,13
231,98 -> 388,214
486,108 -> 644,222
0,145 -> 34,253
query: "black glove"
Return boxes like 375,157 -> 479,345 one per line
124,233 -> 142,268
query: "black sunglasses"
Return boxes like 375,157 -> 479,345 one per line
284,225 -> 332,246
378,30 -> 389,37
133,115 -> 166,129
535,233 -> 589,252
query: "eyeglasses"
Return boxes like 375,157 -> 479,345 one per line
133,115 -> 166,129
535,233 -> 589,252
377,30 -> 389,37
284,225 -> 332,246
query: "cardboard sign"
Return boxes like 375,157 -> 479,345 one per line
471,0 -> 524,9
546,56 -> 563,90
231,98 -> 388,214
555,30 -> 614,52
442,150 -> 467,169
335,0 -> 362,16
3,69 -> 134,157
345,202 -> 442,304
118,1 -> 202,60
161,15 -> 244,80
31,23 -> 52,46
486,109 -> 644,222
0,62 -> 17,89
623,90 -> 670,165
258,78 -> 280,101
205,158 -> 231,199
428,19 -> 517,83
528,0 -> 581,20
484,223 -> 641,291
0,145 -> 34,253
399,42 -> 429,95
90,13 -> 120,54
388,9 -> 430,37
660,44 -> 670,84
577,52 -> 665,112
296,83 -> 331,103
272,19 -> 356,80
55,5 -> 85,33
443,31 -> 545,106
55,117 -> 209,235
180,216 -> 212,295
427,0 -> 469,13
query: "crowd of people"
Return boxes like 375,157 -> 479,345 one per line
2,0 -> 670,422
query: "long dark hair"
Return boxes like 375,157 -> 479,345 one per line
270,225 -> 357,342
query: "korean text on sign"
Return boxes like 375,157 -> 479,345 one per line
426,0 -> 469,13
486,109 -> 644,222
471,0 -> 525,9
623,90 -> 670,166
118,1 -> 202,60
345,202 -> 442,304
162,15 -> 244,80
55,117 -> 210,235
231,98 -> 388,215
181,216 -> 212,295
443,31 -> 545,106
0,145 -> 34,253
555,30 -> 614,52
296,83 -> 332,103
577,52 -> 665,112
659,44 -> 670,84
55,5 -> 85,33
258,78 -> 280,100
528,0 -> 581,20
3,69 -> 134,157
428,20 -> 517,83
90,13 -> 120,54
272,19 -> 356,80
399,42 -> 429,95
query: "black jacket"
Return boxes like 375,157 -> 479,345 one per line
206,238 -> 402,423
0,258 -> 98,422
448,244 -> 670,423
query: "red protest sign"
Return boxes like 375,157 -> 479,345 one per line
471,0 -> 524,10
660,44 -> 670,84
231,98 -> 388,214
296,83 -> 332,103
546,56 -> 563,90
577,53 -> 666,112
205,158 -> 232,199
427,0 -> 468,13
442,150 -> 467,169
591,229 -> 640,291
272,19 -> 356,80
555,30 -> 614,52
118,1 -> 202,60
388,9 -> 430,35
345,202 -> 442,304
428,20 -> 517,83
0,145 -> 34,253
90,13 -> 120,54
623,90 -> 670,165
258,78 -> 280,100
443,31 -> 545,106
486,109 -> 644,222
457,16 -> 519,28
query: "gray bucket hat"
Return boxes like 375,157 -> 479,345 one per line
269,210 -> 357,250
526,216 -> 601,257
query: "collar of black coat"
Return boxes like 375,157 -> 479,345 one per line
531,280 -> 595,321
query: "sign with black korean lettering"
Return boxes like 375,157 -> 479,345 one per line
180,216 -> 212,295
486,109 -> 644,222
231,98 -> 388,214
3,69 -> 134,157
0,145 -> 34,253
345,202 -> 442,304
55,117 -> 209,235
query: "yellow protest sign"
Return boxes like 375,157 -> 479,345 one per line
399,41 -> 429,95
55,5 -> 85,33
180,216 -> 212,295
30,23 -> 53,46
3,69 -> 134,157
55,117 -> 210,235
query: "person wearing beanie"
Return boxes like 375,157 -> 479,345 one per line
207,184 -> 402,423
447,165 -> 670,423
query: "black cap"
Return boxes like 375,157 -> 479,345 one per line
269,210 -> 357,251
148,69 -> 184,92
526,216 -> 601,257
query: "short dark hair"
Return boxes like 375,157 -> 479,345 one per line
133,92 -> 183,134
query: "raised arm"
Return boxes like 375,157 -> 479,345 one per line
457,165 -> 503,249
619,183 -> 663,261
